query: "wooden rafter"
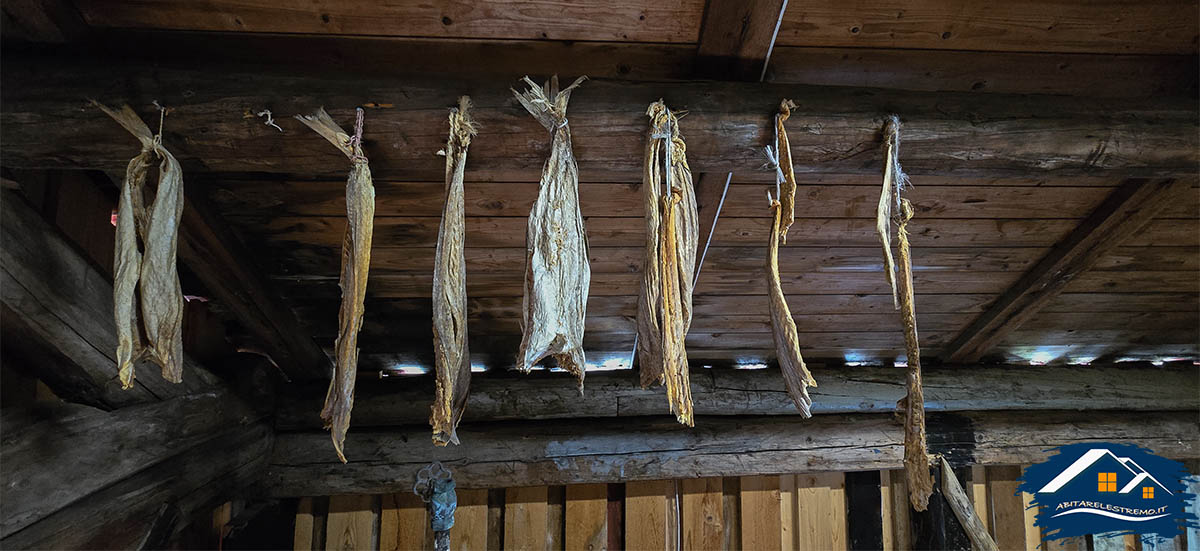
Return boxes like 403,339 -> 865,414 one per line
695,0 -> 789,81
172,183 -> 331,381
943,178 -> 1194,362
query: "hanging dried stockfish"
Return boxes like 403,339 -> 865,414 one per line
773,99 -> 798,243
879,116 -> 934,511
637,101 -> 698,426
296,107 -> 375,463
430,97 -> 476,446
94,102 -> 185,389
876,116 -> 909,309
764,100 -> 817,417
512,76 -> 591,386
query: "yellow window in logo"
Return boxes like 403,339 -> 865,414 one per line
1098,472 -> 1117,492
1143,487 -> 1154,499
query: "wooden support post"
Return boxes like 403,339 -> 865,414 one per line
945,178 -> 1194,362
939,458 -> 999,551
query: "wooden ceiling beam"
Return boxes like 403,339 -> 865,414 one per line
943,178 -> 1195,363
0,188 -> 221,407
168,180 -> 332,381
2,52 -> 1195,179
0,0 -> 89,43
263,409 -> 1199,496
695,0 -> 788,81
274,364 -> 1199,430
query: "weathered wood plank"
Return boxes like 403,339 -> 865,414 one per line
565,484 -> 607,551
505,486 -> 549,551
263,410 -> 1199,497
293,498 -> 314,551
325,495 -> 377,551
695,0 -> 788,81
740,475 -> 782,551
449,489 -> 488,551
880,470 -> 909,551
282,270 -> 1017,298
775,0 -> 1199,54
211,181 -> 1117,218
379,493 -> 426,551
681,477 -> 722,551
939,458 -> 997,551
0,391 -> 259,537
0,188 -> 217,406
795,472 -> 848,551
4,56 -> 1196,179
73,0 -> 707,43
61,30 -> 1200,97
3,421 -> 272,549
625,480 -> 669,551
275,365 -> 1199,429
946,179 -> 1196,362
768,46 -> 1199,97
987,466 -> 1030,550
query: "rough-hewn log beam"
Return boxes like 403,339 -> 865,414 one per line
2,421 -> 272,549
275,364 -> 1198,430
173,184 -> 331,381
0,0 -> 89,43
944,178 -> 1195,362
1,53 -> 1195,179
264,410 -> 1198,496
0,391 -> 260,537
695,0 -> 788,81
0,188 -> 219,407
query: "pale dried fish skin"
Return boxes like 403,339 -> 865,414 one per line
637,101 -> 698,426
774,99 -> 798,243
296,107 -> 375,463
512,76 -> 590,386
430,97 -> 475,446
95,102 -> 185,388
766,201 -> 817,417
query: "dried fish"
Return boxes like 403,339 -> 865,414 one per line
879,117 -> 934,511
512,76 -> 591,386
774,99 -> 798,243
95,102 -> 185,389
637,101 -> 698,426
764,100 -> 818,417
876,116 -> 908,309
430,97 -> 476,446
296,107 -> 375,463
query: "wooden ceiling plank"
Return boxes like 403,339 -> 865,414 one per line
71,0 -> 707,43
263,410 -> 1199,496
172,182 -> 332,381
695,0 -> 789,81
943,178 -> 1195,363
0,0 -> 89,43
274,364 -> 1199,430
775,0 -> 1200,55
4,54 -> 1196,179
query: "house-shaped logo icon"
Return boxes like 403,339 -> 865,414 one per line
1038,449 -> 1174,500
1018,442 -> 1196,543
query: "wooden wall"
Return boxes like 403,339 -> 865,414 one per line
289,466 -> 1192,550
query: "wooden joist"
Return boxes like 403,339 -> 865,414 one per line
2,54 -> 1196,179
944,178 -> 1195,362
263,409 -> 1199,496
79,31 -> 1199,98
274,364 -> 1199,429
0,188 -> 219,408
0,391 -> 260,537
3,421 -> 272,549
174,187 -> 330,381
695,0 -> 789,80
